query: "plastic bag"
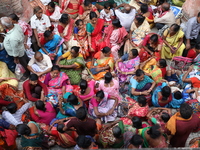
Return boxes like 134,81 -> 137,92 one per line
15,64 -> 25,76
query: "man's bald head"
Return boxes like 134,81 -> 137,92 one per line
0,17 -> 13,29
124,5 -> 131,14
34,51 -> 43,62
162,2 -> 170,12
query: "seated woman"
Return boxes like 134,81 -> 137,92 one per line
139,33 -> 162,62
98,72 -> 121,102
68,19 -> 89,59
139,4 -> 154,28
88,90 -> 118,123
101,19 -> 128,61
124,14 -> 150,53
161,24 -> 185,60
129,69 -> 156,101
44,65 -> 73,105
56,46 -> 85,85
127,134 -> 144,149
86,47 -> 114,80
39,30 -> 63,61
116,49 -> 140,83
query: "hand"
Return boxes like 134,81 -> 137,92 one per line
37,41 -> 41,47
90,47 -> 95,52
36,72 -> 42,77
186,43 -> 191,50
24,44 -> 29,50
142,90 -> 149,96
95,67 -> 102,72
188,65 -> 194,72
14,57 -> 20,64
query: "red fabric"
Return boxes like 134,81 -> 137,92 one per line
29,107 -> 40,121
78,5 -> 84,15
190,77 -> 200,88
24,29 -> 29,36
58,25 -> 64,33
187,49 -> 197,59
158,94 -> 172,107
0,98 -> 13,106
23,80 -> 48,102
160,67 -> 167,78
46,9 -> 53,16
40,35 -> 47,46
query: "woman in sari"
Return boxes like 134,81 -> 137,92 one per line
68,19 -> 89,59
86,11 -> 104,55
139,33 -> 162,62
57,13 -> 74,49
101,19 -> 128,61
124,14 -> 150,53
56,46 -> 85,85
116,49 -> 140,83
161,24 -> 185,60
39,30 -> 63,61
88,90 -> 118,123
86,47 -> 114,80
139,4 -> 154,28
192,44 -> 200,70
44,65 -> 73,105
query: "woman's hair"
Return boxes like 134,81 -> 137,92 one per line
104,2 -> 111,9
171,24 -> 180,32
51,65 -> 60,72
71,46 -> 80,53
57,123 -> 65,133
29,74 -> 38,81
150,34 -> 158,43
112,126 -> 122,138
48,1 -> 56,8
75,19 -> 83,26
161,86 -> 171,101
174,91 -> 182,100
102,46 -> 111,54
147,124 -> 161,139
67,94 -> 79,105
131,49 -> 139,57
161,112 -> 170,123
140,4 -> 149,14
84,0 -> 92,6
138,96 -> 147,107
16,124 -> 31,136
44,30 -> 52,38
195,43 -> 200,50
80,79 -> 88,94
9,13 -> 19,21
96,90 -> 104,99
104,72 -> 112,84
33,6 -> 42,14
135,14 -> 145,24
76,107 -> 87,121
132,116 -> 142,129
130,134 -> 143,146
6,103 -> 17,114
157,0 -> 166,5
59,14 -> 69,24
159,59 -> 167,68
89,11 -> 97,20
112,19 -> 122,28
77,135 -> 92,149
180,103 -> 193,119
135,69 -> 145,77
35,100 -> 46,112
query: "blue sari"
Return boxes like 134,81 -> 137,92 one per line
169,94 -> 184,108
39,34 -> 63,60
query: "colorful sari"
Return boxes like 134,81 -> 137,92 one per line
193,53 -> 200,70
18,20 -> 32,37
145,12 -> 154,28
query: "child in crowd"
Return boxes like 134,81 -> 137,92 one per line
100,3 -> 115,26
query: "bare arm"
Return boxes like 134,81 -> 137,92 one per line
56,56 -> 64,65
33,29 -> 41,47
182,66 -> 193,83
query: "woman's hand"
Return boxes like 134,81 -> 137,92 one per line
24,43 -> 29,50
14,57 -> 20,64
142,90 -> 149,96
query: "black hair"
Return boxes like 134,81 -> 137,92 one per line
198,12 -> 200,18
104,2 -> 111,9
135,69 -> 145,77
140,4 -> 148,14
6,103 -> 17,114
51,65 -> 60,72
171,24 -> 180,33
9,13 -> 19,22
96,90 -> 104,99
35,100 -> 46,112
112,19 -> 122,28
77,135 -> 92,149
195,43 -> 200,50
104,72 -> 112,84
174,91 -> 182,100
112,126 -> 122,138
159,59 -> 167,68
33,6 -> 42,14
44,30 -> 53,38
102,46 -> 111,54
29,74 -> 38,81
150,34 -> 158,43
59,14 -> 69,24
162,2 -> 170,11
131,49 -> 139,57
132,116 -> 142,129
156,0 -> 166,6
180,103 -> 193,119
71,46 -> 80,53
129,134 -> 143,146
16,124 -> 31,136
135,14 -> 145,24
48,2 -> 56,8
80,79 -> 88,95
84,0 -> 92,6
161,112 -> 170,123
161,86 -> 171,101
138,96 -> 147,107
57,123 -> 65,133
76,107 -> 87,121
67,94 -> 79,105
147,124 -> 161,139
89,11 -> 97,20
75,19 -> 83,26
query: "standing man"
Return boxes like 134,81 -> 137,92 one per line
0,17 -> 30,81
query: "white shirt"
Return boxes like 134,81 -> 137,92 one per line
31,14 -> 51,33
40,0 -> 51,5
100,9 -> 114,22
115,9 -> 136,31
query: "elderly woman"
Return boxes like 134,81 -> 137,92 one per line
161,24 -> 185,59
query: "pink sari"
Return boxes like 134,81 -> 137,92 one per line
18,20 -> 32,37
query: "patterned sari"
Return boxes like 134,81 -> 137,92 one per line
62,18 -> 75,42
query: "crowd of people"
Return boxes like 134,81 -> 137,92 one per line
0,0 -> 200,149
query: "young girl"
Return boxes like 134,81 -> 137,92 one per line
100,3 -> 115,26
